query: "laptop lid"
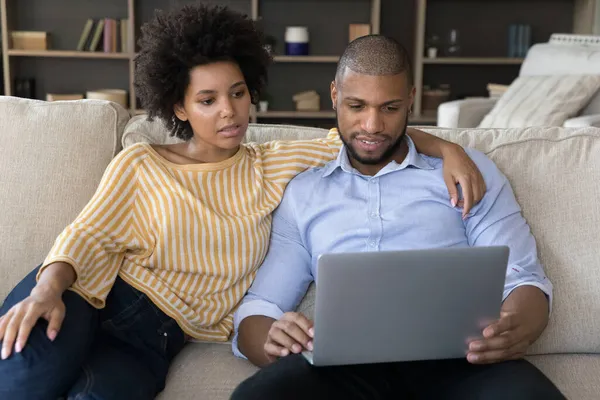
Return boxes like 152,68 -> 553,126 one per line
306,246 -> 509,367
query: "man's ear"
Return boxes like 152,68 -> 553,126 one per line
408,86 -> 416,113
173,103 -> 188,122
330,81 -> 338,110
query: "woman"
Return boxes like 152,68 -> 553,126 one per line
0,4 -> 485,399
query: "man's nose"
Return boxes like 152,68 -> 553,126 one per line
361,108 -> 384,134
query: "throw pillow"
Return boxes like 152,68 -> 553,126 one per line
478,75 -> 600,128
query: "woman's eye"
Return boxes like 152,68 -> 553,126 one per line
232,91 -> 245,98
201,99 -> 215,105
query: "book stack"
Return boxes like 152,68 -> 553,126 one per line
507,24 -> 531,58
487,83 -> 509,99
76,18 -> 129,53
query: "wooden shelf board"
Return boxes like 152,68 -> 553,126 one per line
272,55 -> 339,63
423,57 -> 524,65
8,50 -> 132,59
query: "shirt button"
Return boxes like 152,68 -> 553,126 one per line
370,179 -> 378,184
370,212 -> 378,219
369,240 -> 377,247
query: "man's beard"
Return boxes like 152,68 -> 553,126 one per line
336,113 -> 408,165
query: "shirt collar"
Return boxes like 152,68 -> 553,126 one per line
322,131 -> 435,178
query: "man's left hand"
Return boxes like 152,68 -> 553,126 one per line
467,286 -> 549,364
466,311 -> 530,364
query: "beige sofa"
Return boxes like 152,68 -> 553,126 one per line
1,95 -> 599,399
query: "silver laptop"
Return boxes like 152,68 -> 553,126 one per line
302,246 -> 509,367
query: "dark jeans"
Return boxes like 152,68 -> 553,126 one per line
0,265 -> 186,400
231,353 -> 565,400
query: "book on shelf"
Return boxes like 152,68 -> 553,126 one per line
76,19 -> 94,51
88,20 -> 105,51
76,18 -> 128,53
508,24 -> 531,58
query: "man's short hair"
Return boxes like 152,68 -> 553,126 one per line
335,35 -> 413,86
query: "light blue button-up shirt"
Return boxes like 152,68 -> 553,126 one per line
232,136 -> 552,358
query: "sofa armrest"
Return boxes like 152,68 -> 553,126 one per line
563,114 -> 600,128
437,98 -> 498,128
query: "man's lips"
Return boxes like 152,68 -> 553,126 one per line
354,136 -> 387,151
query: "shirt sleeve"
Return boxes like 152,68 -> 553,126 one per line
39,145 -> 144,309
258,129 -> 341,186
232,181 -> 313,358
463,150 -> 553,311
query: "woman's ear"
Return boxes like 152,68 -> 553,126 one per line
173,103 -> 188,122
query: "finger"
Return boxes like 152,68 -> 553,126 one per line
484,313 -> 515,338
443,173 -> 459,208
467,341 -> 528,364
2,308 -> 25,360
473,173 -> 485,204
270,325 -> 303,353
468,332 -> 515,353
282,312 -> 314,338
459,177 -> 473,218
279,319 -> 312,350
264,341 -> 289,358
0,311 -> 12,341
15,308 -> 43,353
46,306 -> 65,342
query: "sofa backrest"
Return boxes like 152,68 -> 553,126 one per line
0,97 -> 130,299
520,37 -> 600,115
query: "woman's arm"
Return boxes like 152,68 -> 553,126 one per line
408,128 -> 486,218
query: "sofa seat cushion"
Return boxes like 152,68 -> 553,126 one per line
0,97 -> 130,299
158,342 -> 257,400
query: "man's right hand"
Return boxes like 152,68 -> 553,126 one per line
264,312 -> 314,361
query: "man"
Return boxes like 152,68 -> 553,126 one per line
230,35 -> 564,399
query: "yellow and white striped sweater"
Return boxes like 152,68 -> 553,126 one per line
41,131 -> 341,341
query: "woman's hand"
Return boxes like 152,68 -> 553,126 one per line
0,283 -> 66,360
441,143 -> 486,218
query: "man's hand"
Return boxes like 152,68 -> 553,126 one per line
466,311 -> 530,364
264,312 -> 314,362
441,143 -> 486,219
466,286 -> 549,364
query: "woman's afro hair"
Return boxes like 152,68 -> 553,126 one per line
134,4 -> 271,140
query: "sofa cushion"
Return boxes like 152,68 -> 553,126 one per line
0,97 -> 130,299
157,342 -> 258,400
478,75 -> 600,128
520,42 -> 600,115
418,126 -> 600,355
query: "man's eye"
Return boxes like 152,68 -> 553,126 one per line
385,106 -> 399,112
349,104 -> 363,110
